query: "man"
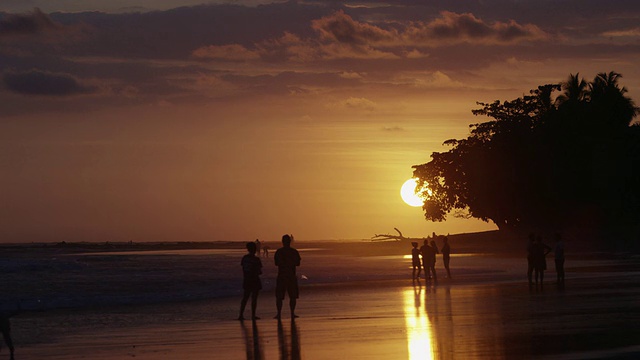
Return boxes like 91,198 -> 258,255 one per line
274,234 -> 301,319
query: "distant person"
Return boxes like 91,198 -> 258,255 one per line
553,233 -> 565,285
421,239 -> 438,282
441,236 -> 451,279
255,239 -> 262,256
263,244 -> 270,258
274,234 -> 301,319
527,233 -> 535,285
411,242 -> 421,280
0,308 -> 18,360
238,241 -> 263,320
531,235 -> 551,286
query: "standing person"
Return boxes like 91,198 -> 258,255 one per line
441,236 -> 451,279
553,233 -> 565,285
411,242 -> 421,280
255,239 -> 262,257
421,239 -> 437,282
238,241 -> 263,320
274,234 -> 301,319
527,233 -> 535,285
1,314 -> 16,360
531,235 -> 551,286
429,240 -> 439,282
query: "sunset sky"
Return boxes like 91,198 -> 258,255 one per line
2,1 -> 639,243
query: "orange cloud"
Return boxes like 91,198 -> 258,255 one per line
191,44 -> 260,61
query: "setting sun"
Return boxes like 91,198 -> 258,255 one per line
401,178 -> 425,207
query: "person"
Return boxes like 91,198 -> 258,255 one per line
411,242 -> 421,280
441,236 -> 451,279
254,239 -> 262,256
238,241 -> 263,320
263,244 -> 270,258
553,233 -> 565,285
0,307 -> 18,360
421,239 -> 438,282
531,235 -> 551,286
274,234 -> 301,319
527,233 -> 535,285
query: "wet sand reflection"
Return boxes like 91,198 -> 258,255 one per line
404,284 -> 435,360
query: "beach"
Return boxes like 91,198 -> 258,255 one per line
3,236 -> 640,359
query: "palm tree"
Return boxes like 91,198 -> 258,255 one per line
555,73 -> 588,106
589,71 -> 639,128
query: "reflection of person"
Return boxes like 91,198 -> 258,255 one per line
531,236 -> 551,286
274,234 -> 301,319
241,319 -> 264,359
553,233 -> 565,285
411,242 -> 421,280
277,317 -> 301,360
441,236 -> 451,279
238,242 -> 263,320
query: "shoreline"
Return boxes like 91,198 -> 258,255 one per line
10,265 -> 640,359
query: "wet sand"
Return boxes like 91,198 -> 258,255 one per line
11,259 -> 640,360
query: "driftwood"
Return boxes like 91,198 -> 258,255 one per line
371,228 -> 427,242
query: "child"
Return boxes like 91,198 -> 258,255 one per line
411,242 -> 421,280
238,241 -> 263,320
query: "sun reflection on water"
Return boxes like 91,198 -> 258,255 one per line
403,287 -> 435,360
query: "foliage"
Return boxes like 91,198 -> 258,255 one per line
413,72 -> 640,241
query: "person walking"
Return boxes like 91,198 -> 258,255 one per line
274,234 -> 301,319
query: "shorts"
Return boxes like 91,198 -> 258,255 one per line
275,275 -> 299,300
243,276 -> 262,292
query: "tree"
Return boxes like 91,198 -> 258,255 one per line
412,72 -> 639,246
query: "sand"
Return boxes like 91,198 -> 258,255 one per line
9,252 -> 640,360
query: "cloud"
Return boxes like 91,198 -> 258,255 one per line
328,97 -> 377,112
404,11 -> 550,45
3,69 -> 96,96
191,44 -> 260,61
0,8 -> 61,37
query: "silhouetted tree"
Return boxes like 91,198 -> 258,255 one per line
413,72 -> 640,247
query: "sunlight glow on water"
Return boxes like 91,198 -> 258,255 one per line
404,288 -> 435,360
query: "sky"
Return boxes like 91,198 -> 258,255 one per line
1,1 -> 640,243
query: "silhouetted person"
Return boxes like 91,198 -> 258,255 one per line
411,242 -> 421,280
441,236 -> 451,279
421,239 -> 438,282
531,236 -> 551,286
239,241 -> 263,320
0,308 -> 18,360
553,233 -> 565,285
263,244 -> 270,258
527,233 -> 535,285
274,234 -> 301,319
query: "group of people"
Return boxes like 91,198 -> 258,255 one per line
411,235 -> 451,282
527,232 -> 565,286
253,239 -> 270,258
239,234 -> 301,321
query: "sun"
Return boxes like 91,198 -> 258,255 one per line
400,178 -> 425,207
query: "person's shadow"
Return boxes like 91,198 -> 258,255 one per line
241,320 -> 264,360
277,319 -> 301,360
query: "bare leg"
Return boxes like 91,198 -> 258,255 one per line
290,299 -> 298,318
239,290 -> 250,320
251,291 -> 260,320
